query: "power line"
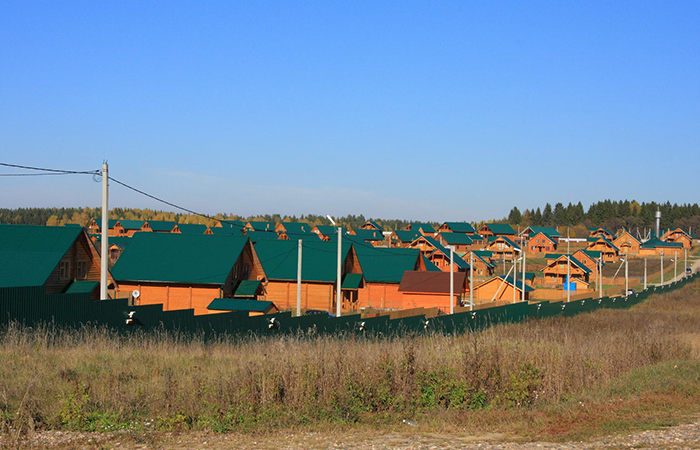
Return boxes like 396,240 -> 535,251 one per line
0,172 -> 83,177
0,162 -> 99,175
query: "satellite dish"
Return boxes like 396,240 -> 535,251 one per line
132,290 -> 140,299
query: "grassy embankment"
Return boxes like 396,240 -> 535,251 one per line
1,281 -> 699,444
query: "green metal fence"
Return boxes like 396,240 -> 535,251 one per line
1,272 -> 697,338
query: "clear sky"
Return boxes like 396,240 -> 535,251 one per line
1,1 -> 699,221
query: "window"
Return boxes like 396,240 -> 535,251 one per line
77,261 -> 88,279
59,261 -> 70,280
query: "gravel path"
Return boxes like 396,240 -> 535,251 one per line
3,420 -> 700,449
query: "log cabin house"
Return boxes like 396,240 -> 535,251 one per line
275,222 -> 312,235
639,238 -> 684,256
311,225 -> 340,241
520,226 -> 561,241
245,221 -> 275,232
348,229 -> 386,247
460,250 -> 495,277
586,236 -> 619,261
404,222 -> 436,235
437,232 -> 476,253
572,249 -> 604,281
408,235 -> 471,272
172,223 -> 210,235
398,271 -> 467,314
661,228 -> 696,250
438,222 -> 476,235
613,231 -> 642,255
478,223 -> 516,238
253,239 -> 358,313
359,220 -> 384,232
391,230 -> 422,248
0,224 -> 112,300
526,231 -> 558,255
541,254 -> 591,285
589,227 -> 616,241
472,275 -> 533,302
140,220 -> 177,233
110,220 -> 146,237
112,233 -> 266,315
485,236 -> 521,261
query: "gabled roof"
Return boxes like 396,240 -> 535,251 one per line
313,225 -> 339,236
207,298 -> 277,313
439,232 -> 474,245
174,223 -> 209,235
544,253 -> 565,260
65,280 -> 99,294
247,221 -> 275,231
545,255 -> 592,274
278,222 -> 312,234
460,251 -> 495,269
574,249 -> 603,260
422,255 -> 442,272
111,233 -> 252,285
0,224 -> 83,288
217,220 -> 246,231
117,220 -> 146,230
486,235 -> 521,251
233,280 -> 263,297
393,230 -> 421,242
589,227 -> 616,238
587,236 -> 620,251
209,226 -> 245,236
614,231 -> 641,244
521,226 -> 561,237
420,236 -> 470,269
362,220 -> 384,231
441,222 -> 476,233
471,250 -> 493,258
350,229 -> 385,241
641,238 -> 684,249
399,271 -> 467,293
106,236 -> 133,251
283,232 -> 322,242
406,222 -> 436,233
145,220 -> 177,232
254,240 -> 352,283
354,246 -> 422,284
341,273 -> 363,290
245,230 -> 280,242
529,231 -> 558,244
480,223 -> 516,235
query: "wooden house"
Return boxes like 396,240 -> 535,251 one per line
311,225 -> 340,241
245,221 -> 275,232
438,222 -> 476,235
276,222 -> 313,235
359,220 -> 384,232
613,231 -> 642,256
110,220 -> 146,237
398,271 -> 467,314
526,231 -> 558,255
586,237 -> 619,261
87,218 -> 118,235
172,223 -> 210,235
639,238 -> 684,257
348,229 -> 386,247
408,235 -> 470,272
541,254 -> 592,285
437,232 -> 476,253
520,226 -> 561,241
661,228 -> 696,250
404,222 -> 436,235
478,223 -> 516,238
141,220 -> 177,233
589,227 -> 616,241
213,220 -> 246,235
391,230 -> 422,248
0,224 -> 112,300
472,275 -> 533,302
461,250 -> 495,277
485,236 -> 521,261
572,249 -> 604,281
254,240 -> 359,313
112,233 -> 266,315
354,246 -> 428,310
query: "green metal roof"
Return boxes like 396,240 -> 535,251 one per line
394,230 -> 421,242
482,223 -> 516,235
441,222 -> 476,233
351,229 -> 385,241
546,255 -> 592,274
285,232 -> 323,242
423,255 -> 441,272
234,279 -> 262,297
117,220 -> 146,230
341,273 -> 363,290
420,236 -> 470,269
146,220 -> 177,232
522,226 -> 561,237
207,298 -> 276,312
577,249 -> 602,259
254,239 -> 352,283
589,227 -> 616,237
364,220 -> 384,231
209,226 -> 244,236
247,221 -> 274,231
544,253 -> 565,259
0,224 -> 83,288
439,232 -> 474,245
314,225 -> 339,236
245,230 -> 280,242
217,220 -> 246,231
641,238 -> 684,249
472,250 -> 492,258
462,251 -> 495,269
111,233 -> 249,285
65,280 -> 99,294
176,223 -> 209,234
279,222 -> 312,234
354,245 -> 422,284
408,222 -> 435,233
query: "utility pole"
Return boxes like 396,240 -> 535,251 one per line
450,245 -> 454,314
297,239 -> 302,316
469,251 -> 474,310
644,258 -> 647,290
100,161 -> 108,300
599,255 -> 603,298
566,228 -> 571,303
521,250 -> 526,302
625,256 -> 629,296
660,251 -> 664,286
674,250 -> 678,281
336,227 -> 342,317
685,248 -> 688,277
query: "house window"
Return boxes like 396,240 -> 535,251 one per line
59,261 -> 70,280
77,261 -> 88,279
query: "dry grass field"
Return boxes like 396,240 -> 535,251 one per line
1,280 -> 699,448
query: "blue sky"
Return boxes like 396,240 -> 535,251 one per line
1,1 -> 699,221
